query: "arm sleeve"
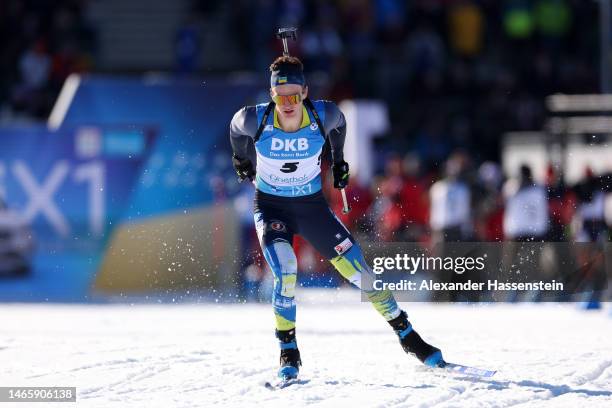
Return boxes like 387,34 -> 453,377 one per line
229,106 -> 258,163
323,101 -> 347,163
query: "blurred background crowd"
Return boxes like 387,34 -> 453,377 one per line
0,0 -> 599,162
0,0 -> 96,120
328,153 -> 612,244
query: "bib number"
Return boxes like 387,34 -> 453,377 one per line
280,162 -> 299,173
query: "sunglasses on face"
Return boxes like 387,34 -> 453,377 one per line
272,93 -> 302,106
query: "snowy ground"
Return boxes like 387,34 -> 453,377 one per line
1,289 -> 611,408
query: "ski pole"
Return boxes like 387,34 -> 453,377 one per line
341,188 -> 351,214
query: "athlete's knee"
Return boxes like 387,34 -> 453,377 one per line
263,239 -> 298,331
330,244 -> 400,320
264,239 -> 298,298
330,244 -> 369,288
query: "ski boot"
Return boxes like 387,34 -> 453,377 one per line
276,328 -> 301,380
388,311 -> 445,368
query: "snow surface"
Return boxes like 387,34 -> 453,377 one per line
1,289 -> 611,408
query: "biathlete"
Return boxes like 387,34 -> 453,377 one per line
229,55 -> 444,381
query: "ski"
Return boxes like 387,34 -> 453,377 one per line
442,362 -> 497,377
264,377 -> 300,390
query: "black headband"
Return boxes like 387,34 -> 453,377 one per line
270,63 -> 305,87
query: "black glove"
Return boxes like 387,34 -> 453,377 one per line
332,160 -> 349,189
232,154 -> 255,182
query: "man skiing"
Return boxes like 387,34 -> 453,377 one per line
229,54 -> 444,382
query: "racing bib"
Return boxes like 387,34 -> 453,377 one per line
254,102 -> 326,197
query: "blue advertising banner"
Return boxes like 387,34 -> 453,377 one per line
0,125 -> 156,301
59,76 -> 266,219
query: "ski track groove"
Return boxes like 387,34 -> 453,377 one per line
569,358 -> 612,387
387,384 -> 466,408
76,351 -> 217,401
462,375 -> 612,408
26,350 -> 212,380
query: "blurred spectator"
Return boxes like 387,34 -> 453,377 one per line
429,152 -> 472,243
500,164 -> 548,301
473,161 -> 504,241
399,152 -> 429,241
12,40 -> 52,116
428,152 -> 473,301
370,153 -> 431,242
545,164 -> 573,241
569,167 -> 611,307
572,167 -> 612,243
502,164 -> 549,241
374,154 -> 407,241
19,40 -> 51,91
